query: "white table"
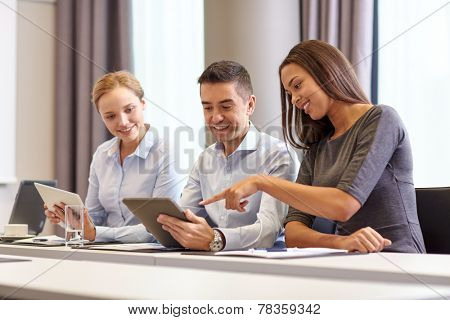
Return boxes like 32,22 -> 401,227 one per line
0,243 -> 156,265
152,251 -> 450,287
1,245 -> 449,299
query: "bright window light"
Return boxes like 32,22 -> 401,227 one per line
378,0 -> 450,187
132,0 -> 205,175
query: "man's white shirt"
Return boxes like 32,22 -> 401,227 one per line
180,123 -> 300,250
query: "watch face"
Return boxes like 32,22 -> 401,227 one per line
210,230 -> 224,252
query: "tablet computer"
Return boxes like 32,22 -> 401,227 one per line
122,197 -> 187,248
34,182 -> 84,212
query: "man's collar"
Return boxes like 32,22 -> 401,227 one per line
214,122 -> 260,155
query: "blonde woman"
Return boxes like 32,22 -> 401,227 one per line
45,71 -> 183,242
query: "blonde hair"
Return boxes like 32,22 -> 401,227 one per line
91,70 -> 144,110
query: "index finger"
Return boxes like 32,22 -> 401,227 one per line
199,191 -> 226,206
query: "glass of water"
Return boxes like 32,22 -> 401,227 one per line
65,204 -> 85,247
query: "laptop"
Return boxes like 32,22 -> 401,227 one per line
8,180 -> 57,235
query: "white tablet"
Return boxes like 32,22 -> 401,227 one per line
34,182 -> 84,212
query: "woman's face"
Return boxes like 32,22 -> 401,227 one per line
280,63 -> 332,120
97,86 -> 146,144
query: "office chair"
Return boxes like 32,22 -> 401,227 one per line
415,187 -> 450,254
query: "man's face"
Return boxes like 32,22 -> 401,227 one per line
200,82 -> 255,152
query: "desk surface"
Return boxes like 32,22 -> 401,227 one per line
0,243 -> 156,265
1,245 -> 449,299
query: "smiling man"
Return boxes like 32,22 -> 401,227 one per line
157,61 -> 299,251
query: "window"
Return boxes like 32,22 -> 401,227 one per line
132,0 -> 205,175
378,0 -> 450,187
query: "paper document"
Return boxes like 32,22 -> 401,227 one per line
12,235 -> 65,246
214,247 -> 348,259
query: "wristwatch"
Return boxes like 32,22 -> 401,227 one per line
209,229 -> 225,252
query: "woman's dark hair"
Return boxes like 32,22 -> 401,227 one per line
279,40 -> 370,149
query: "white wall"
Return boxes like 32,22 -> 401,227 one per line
0,0 -> 17,184
204,0 -> 300,140
16,0 -> 55,181
0,0 -> 55,231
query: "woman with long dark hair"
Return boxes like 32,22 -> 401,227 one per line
201,40 -> 425,253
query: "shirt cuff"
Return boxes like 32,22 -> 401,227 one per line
218,227 -> 241,251
94,226 -> 115,242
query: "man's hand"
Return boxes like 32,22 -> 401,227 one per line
336,227 -> 391,253
157,209 -> 214,251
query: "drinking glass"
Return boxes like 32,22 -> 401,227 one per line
64,204 -> 85,246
